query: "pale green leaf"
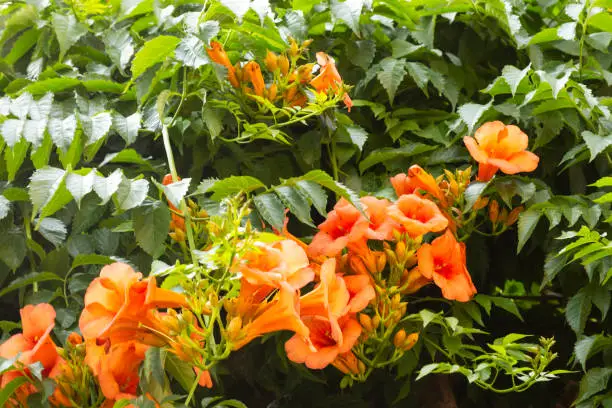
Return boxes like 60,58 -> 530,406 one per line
175,35 -> 209,68
296,180 -> 328,217
359,143 -> 436,173
458,101 -> 493,135
331,0 -> 364,35
52,12 -> 88,59
93,169 -> 123,205
131,35 -> 181,80
112,112 -> 142,145
116,177 -> 149,211
162,178 -> 191,208
1,119 -> 25,148
133,201 -> 171,258
65,170 -> 95,206
48,115 -> 77,152
502,64 -> 531,96
582,131 -> 612,162
208,176 -> 265,201
37,217 -> 67,247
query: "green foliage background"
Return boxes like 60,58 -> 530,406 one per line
0,0 -> 611,406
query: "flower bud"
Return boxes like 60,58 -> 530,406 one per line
172,229 -> 186,242
349,255 -> 368,275
226,316 -> 242,340
488,200 -> 499,224
506,206 -> 523,226
402,332 -> 419,350
371,316 -> 381,330
359,314 -> 373,331
376,253 -> 387,273
358,361 -> 366,374
267,83 -> 278,101
473,197 -> 489,211
301,39 -> 313,48
67,332 -> 83,346
498,208 -> 508,224
289,37 -> 299,57
278,55 -> 289,76
393,329 -> 407,348
391,293 -> 401,309
264,50 -> 278,72
395,241 -> 406,261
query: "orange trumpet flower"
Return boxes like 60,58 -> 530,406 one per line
416,230 -> 477,302
206,41 -> 239,88
360,196 -> 398,241
243,61 -> 265,97
284,314 -> 361,369
310,52 -> 352,111
79,263 -> 187,343
308,198 -> 369,258
95,341 -> 148,401
390,165 -> 445,204
463,121 -> 539,181
388,194 -> 448,238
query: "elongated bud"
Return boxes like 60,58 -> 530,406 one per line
226,316 -> 242,340
278,55 -> 289,76
358,361 -> 366,374
301,39 -> 313,48
399,302 -> 407,316
289,37 -> 299,57
393,329 -> 407,348
506,206 -> 523,226
376,253 -> 387,273
498,208 -> 508,224
489,200 -> 499,224
350,256 -> 368,275
473,197 -> 489,211
371,316 -> 381,330
264,50 -> 278,72
395,241 -> 406,260
267,83 -> 278,101
391,293 -> 401,309
173,229 -> 186,242
359,314 -> 373,332
402,332 -> 419,350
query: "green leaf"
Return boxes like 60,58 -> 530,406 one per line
116,177 -> 149,211
274,186 -> 314,227
377,58 -> 407,104
37,217 -> 67,247
93,169 -> 123,205
219,0 -> 251,21
458,100 -> 493,135
0,271 -> 62,298
463,181 -> 488,212
48,115 -> 77,152
0,376 -> 29,407
490,297 -> 524,321
517,209 -> 541,253
566,288 -> 592,334
162,178 -> 191,208
591,177 -> 612,188
104,29 -> 134,73
28,167 -> 67,217
23,77 -> 81,95
577,367 -> 612,403
0,227 -> 26,270
359,143 -> 435,173
133,201 -> 171,258
254,193 -> 286,231
343,124 -> 368,151
582,131 -> 612,162
1,119 -> 25,148
4,28 -> 39,66
331,0 -> 364,35
52,12 -> 88,59
405,61 -> 431,95
296,180 -> 328,217
143,347 -> 164,386
82,111 -> 112,146
165,354 -> 195,392
208,176 -> 265,201
65,169 -> 95,207
131,36 -> 181,80
175,35 -> 209,68
0,196 -> 9,220
347,40 -> 376,70
23,119 -> 46,147
71,253 -> 116,270
299,170 -> 362,212
501,64 -> 531,96
574,335 -> 612,372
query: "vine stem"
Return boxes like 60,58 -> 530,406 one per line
185,370 -> 203,406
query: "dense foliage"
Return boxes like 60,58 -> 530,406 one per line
0,0 -> 610,407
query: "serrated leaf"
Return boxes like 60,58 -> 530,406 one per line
197,20 -> 220,43
359,143 -> 435,173
28,166 -> 66,216
93,169 -> 123,205
296,180 -> 327,216
405,61 -> 430,95
377,58 -> 407,104
300,170 -> 362,212
254,193 -> 285,231
331,0 -> 364,35
71,253 -> 116,270
463,181 -> 488,212
82,111 -> 112,146
131,35 -> 181,80
274,186 -> 314,226
582,131 -> 612,162
104,29 -> 134,73
10,93 -> 32,119
0,196 -> 10,220
48,115 -> 77,152
162,178 -> 191,208
502,64 -> 531,96
566,288 -> 592,334
348,40 -> 376,70
37,217 -> 67,247
577,367 -> 612,403
219,0 -> 250,21
344,124 -> 368,151
490,297 -> 524,321
23,120 -> 46,148
143,347 -> 164,386
458,101 -> 493,135
116,177 -> 149,211
208,176 -> 265,201
133,201 -> 171,258
0,227 -> 26,270
1,119 -> 25,147
0,271 -> 62,298
52,12 -> 88,59
517,209 -> 541,253
175,35 -> 209,68
112,112 -> 141,145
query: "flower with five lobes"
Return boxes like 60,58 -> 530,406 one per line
463,121 -> 539,181
388,194 -> 449,238
79,262 -> 188,344
416,230 -> 477,302
310,52 -> 353,111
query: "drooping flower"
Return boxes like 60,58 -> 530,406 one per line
234,240 -> 314,291
463,121 -> 539,181
360,196 -> 398,241
388,194 -> 448,238
206,41 -> 239,88
343,274 -> 375,313
310,52 -> 352,111
308,199 -> 369,258
284,314 -> 361,369
243,61 -> 265,97
416,230 -> 477,302
79,263 -> 187,344
331,351 -> 364,375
